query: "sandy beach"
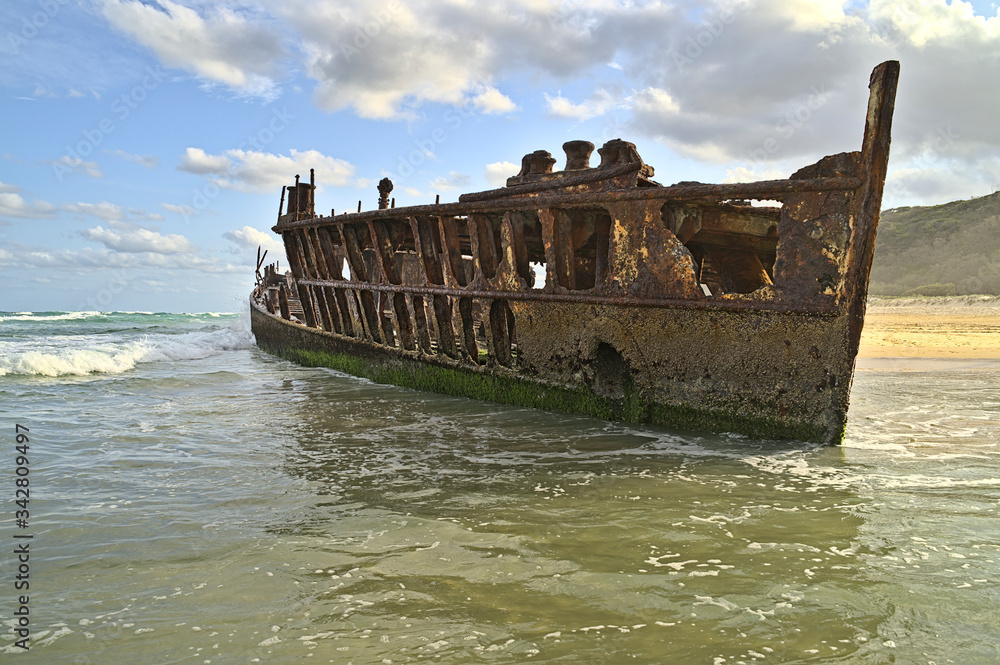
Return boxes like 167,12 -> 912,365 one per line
857,296 -> 1000,363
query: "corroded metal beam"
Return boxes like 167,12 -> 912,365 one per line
295,278 -> 839,315
274,177 -> 862,232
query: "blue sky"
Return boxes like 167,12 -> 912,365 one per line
2,0 -> 999,312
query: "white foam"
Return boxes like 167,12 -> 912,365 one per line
0,311 -> 101,322
0,321 -> 254,377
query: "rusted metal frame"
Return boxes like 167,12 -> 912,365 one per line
296,282 -> 318,328
469,213 -> 499,280
485,298 -> 514,367
313,227 -> 349,334
278,283 -> 291,320
274,176 -> 863,232
310,283 -> 329,331
297,278 -> 839,315
537,209 -> 557,289
845,60 -> 900,356
437,215 -> 479,360
339,222 -> 384,344
410,216 -> 445,284
316,286 -> 337,333
503,211 -> 533,286
292,230 -> 314,282
315,226 -> 343,280
306,228 -> 329,279
388,292 -> 414,351
314,228 -> 353,336
284,231 -> 322,325
304,281 -> 325,329
281,231 -> 305,279
367,219 -> 400,346
689,230 -> 778,255
547,208 -> 578,290
455,297 -> 478,361
594,231 -> 610,290
409,216 -> 458,358
458,162 -> 640,202
409,295 -> 434,353
370,220 -> 416,350
321,286 -> 343,334
298,228 -> 323,279
377,297 -> 397,348
332,286 -> 355,337
342,288 -> 367,339
299,229 -> 331,330
438,215 -> 470,287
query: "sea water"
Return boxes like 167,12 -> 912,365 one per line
1,311 -> 997,664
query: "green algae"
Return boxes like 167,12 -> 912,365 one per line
258,340 -> 828,442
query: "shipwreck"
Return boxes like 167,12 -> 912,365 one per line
250,61 -> 899,444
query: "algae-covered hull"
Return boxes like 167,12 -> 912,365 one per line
250,61 -> 899,444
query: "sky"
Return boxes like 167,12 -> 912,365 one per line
1,0 -> 999,313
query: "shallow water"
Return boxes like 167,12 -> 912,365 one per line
2,312 -> 998,663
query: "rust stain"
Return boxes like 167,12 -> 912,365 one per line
251,61 -> 901,444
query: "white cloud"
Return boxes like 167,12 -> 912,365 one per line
162,203 -> 198,217
545,89 -> 618,121
64,203 -> 165,223
278,0 -> 623,119
108,149 -> 159,169
0,242 -> 243,274
100,0 -> 284,96
0,193 -> 57,219
882,157 -> 1000,207
223,225 -> 286,260
428,172 -> 471,192
0,181 -> 21,194
485,161 -> 518,187
631,87 -> 680,116
52,156 -> 104,179
64,202 -> 127,222
722,165 -> 791,184
179,147 -> 232,175
74,0 -> 1000,207
81,225 -> 197,254
128,208 -> 165,222
183,147 -> 356,193
470,86 -> 517,114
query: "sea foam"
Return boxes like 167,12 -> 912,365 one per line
0,319 -> 254,377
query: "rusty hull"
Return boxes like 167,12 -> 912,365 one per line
250,61 -> 899,443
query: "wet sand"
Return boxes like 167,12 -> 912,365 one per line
857,297 -> 1000,365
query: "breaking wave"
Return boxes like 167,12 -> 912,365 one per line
0,315 -> 254,377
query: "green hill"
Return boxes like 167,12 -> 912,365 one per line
869,191 -> 1000,296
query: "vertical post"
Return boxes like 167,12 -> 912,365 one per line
845,60 -> 900,355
